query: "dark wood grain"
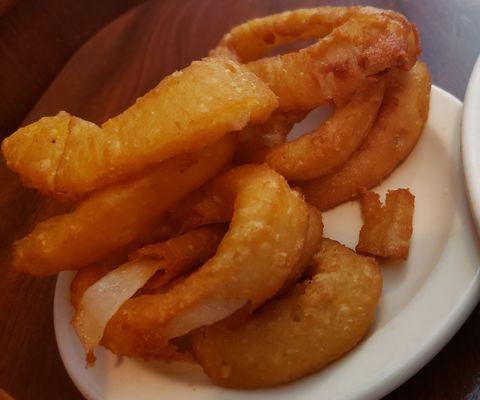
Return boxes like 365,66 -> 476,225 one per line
0,0 -> 146,138
0,1 -> 479,399
0,0 -> 16,16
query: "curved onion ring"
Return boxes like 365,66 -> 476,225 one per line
191,239 -> 382,388
299,61 -> 430,210
2,57 -> 277,198
129,226 -> 226,293
12,135 -> 235,276
101,165 -> 310,359
168,188 -> 324,302
71,226 -> 225,363
212,7 -> 420,111
265,77 -> 385,180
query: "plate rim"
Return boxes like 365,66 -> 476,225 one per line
353,84 -> 480,400
462,54 -> 480,236
54,84 -> 480,400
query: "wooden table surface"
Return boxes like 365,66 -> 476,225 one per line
1,1 -> 479,399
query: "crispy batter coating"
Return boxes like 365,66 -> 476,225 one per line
2,58 -> 277,198
211,7 -> 352,62
71,226 -> 226,362
101,166 -> 310,359
214,7 -> 420,111
212,7 -> 417,63
356,189 -> 414,259
12,136 -> 235,276
234,112 -> 306,165
266,78 -> 385,180
70,210 -> 319,362
70,226 -> 226,311
246,13 -> 416,111
5,6 -> 426,386
129,226 -> 226,293
191,239 -> 382,388
166,165 -> 257,234
279,205 -> 323,293
300,61 -> 430,210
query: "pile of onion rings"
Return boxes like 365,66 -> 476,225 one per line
2,6 -> 429,388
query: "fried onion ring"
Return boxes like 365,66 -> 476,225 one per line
70,226 -> 226,310
12,136 -> 235,276
213,7 -> 420,111
191,239 -> 382,388
2,57 -> 277,198
299,61 -> 430,210
71,226 -> 226,362
101,165 -> 310,359
265,78 -> 385,180
168,178 -> 324,293
129,225 -> 226,293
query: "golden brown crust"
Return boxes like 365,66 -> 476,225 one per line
130,226 -> 226,293
165,165 -> 259,234
101,165 -> 310,359
191,239 -> 382,388
265,78 -> 385,180
13,137 -> 235,276
212,7 -> 420,112
300,61 -> 430,210
2,58 -> 277,198
356,189 -> 415,259
234,112 -> 306,165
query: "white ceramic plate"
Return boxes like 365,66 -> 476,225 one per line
462,55 -> 480,235
55,85 -> 480,400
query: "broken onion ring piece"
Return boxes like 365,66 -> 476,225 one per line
356,188 -> 415,259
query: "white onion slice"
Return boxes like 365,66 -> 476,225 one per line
72,259 -> 160,363
162,299 -> 247,340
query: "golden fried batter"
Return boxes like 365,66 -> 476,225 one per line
101,166 -> 310,359
266,78 -> 385,180
213,7 -> 419,111
13,136 -> 235,276
356,189 -> 415,259
192,239 -> 382,388
300,61 -> 430,210
2,58 -> 277,198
